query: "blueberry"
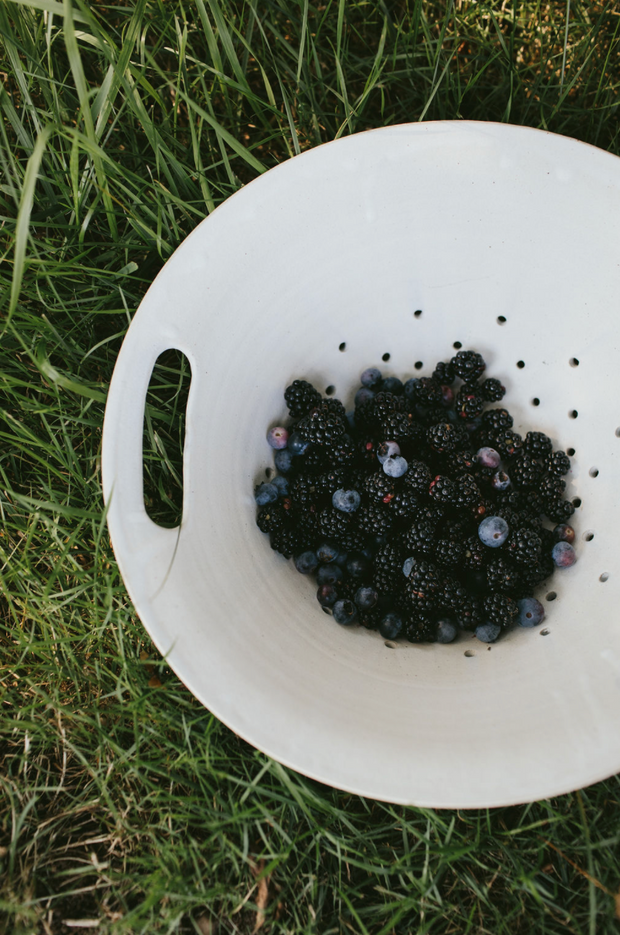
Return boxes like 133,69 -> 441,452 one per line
491,470 -> 511,491
346,553 -> 370,579
271,475 -> 289,496
478,515 -> 509,548
379,613 -> 403,639
381,376 -> 403,394
377,440 -> 401,464
288,432 -> 310,455
517,597 -> 545,628
403,377 -> 420,400
355,387 -> 375,407
383,456 -> 408,478
317,585 -> 339,608
476,447 -> 501,469
255,482 -> 278,505
360,367 -> 382,388
436,617 -> 458,643
317,563 -> 345,586
294,550 -> 319,574
402,556 -> 415,577
354,586 -> 378,610
274,449 -> 295,474
316,541 -> 341,563
475,622 -> 501,642
553,524 -> 575,544
332,488 -> 361,512
552,541 -> 577,567
333,599 -> 358,626
267,426 -> 288,449
465,416 -> 482,434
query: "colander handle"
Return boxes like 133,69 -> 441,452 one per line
102,324 -> 193,595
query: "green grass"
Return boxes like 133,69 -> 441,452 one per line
2,0 -> 620,932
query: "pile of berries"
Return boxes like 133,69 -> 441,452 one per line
255,350 -> 578,644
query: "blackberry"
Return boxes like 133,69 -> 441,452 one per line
284,379 -> 322,419
440,577 -> 482,629
365,472 -> 396,504
481,408 -> 514,433
538,472 -> 566,503
289,475 -> 323,509
481,378 -> 506,402
453,474 -> 482,509
545,498 -> 575,524
451,349 -> 486,382
429,475 -> 457,505
404,560 -> 442,613
389,488 -> 420,521
371,391 -> 407,424
358,437 -> 379,465
455,386 -> 485,421
524,431 -> 553,458
302,446 -> 330,473
519,489 -> 545,518
510,455 -> 543,489
315,507 -> 364,551
432,360 -> 455,385
325,433 -> 357,467
270,525 -> 311,558
314,468 -> 349,498
403,615 -> 437,643
373,542 -> 406,593
486,556 -> 521,594
520,555 -> 555,589
505,527 -> 542,566
483,593 -> 519,629
544,450 -> 571,477
462,535 -> 486,570
356,503 -> 394,538
378,411 -> 414,443
404,519 -> 436,555
359,609 -> 382,630
493,429 -> 524,459
256,503 -> 288,534
413,377 -> 444,407
298,402 -> 346,446
434,538 -> 464,568
427,422 -> 459,452
402,459 -> 432,495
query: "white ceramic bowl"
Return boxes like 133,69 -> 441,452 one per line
102,121 -> 620,808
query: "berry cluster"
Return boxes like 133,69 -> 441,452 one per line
255,350 -> 578,644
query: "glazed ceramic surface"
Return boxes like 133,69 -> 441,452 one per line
102,122 -> 620,807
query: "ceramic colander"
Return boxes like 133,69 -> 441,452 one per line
102,121 -> 620,809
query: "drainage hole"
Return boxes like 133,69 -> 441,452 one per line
414,309 -> 423,318
265,466 -> 273,478
616,428 -> 620,438
464,649 -> 475,657
569,409 -> 578,419
453,341 -> 462,349
545,591 -> 557,601
384,641 -> 397,649
540,628 -> 550,636
517,360 -> 525,369
497,315 -> 507,324
532,397 -> 540,406
569,357 -> 580,367
572,497 -> 582,508
325,385 -> 335,395
339,342 -> 346,352
382,352 -> 391,361
589,467 -> 599,477
567,447 -> 575,456
600,572 -> 610,582
584,531 -> 594,542
414,361 -> 423,370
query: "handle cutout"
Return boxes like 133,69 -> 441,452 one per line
142,349 -> 191,528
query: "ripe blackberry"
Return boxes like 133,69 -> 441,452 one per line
440,577 -> 482,629
481,408 -> 514,433
519,489 -> 545,518
486,556 -> 521,594
404,519 -> 436,555
314,468 -> 349,498
323,397 -> 347,420
493,429 -> 524,459
389,488 -> 420,521
455,386 -> 485,421
453,474 -> 482,509
289,475 -> 323,509
545,498 -> 575,524
403,615 -> 437,642
302,445 -> 330,473
544,450 -> 571,476
404,560 -> 442,613
442,448 -> 478,477
481,378 -> 506,402
427,422 -> 459,452
505,527 -> 542,566
432,360 -> 455,385
284,379 -> 322,419
462,535 -> 486,570
403,459 -> 432,495
372,391 -> 407,424
356,503 -> 394,537
325,433 -> 357,467
413,377 -> 444,407
451,349 -> 486,382
298,402 -> 346,447
520,557 -> 554,591
270,525 -> 311,558
365,472 -> 396,504
256,503 -> 288,534
510,455 -> 543,489
315,507 -> 364,551
373,542 -> 406,593
483,593 -> 518,629
429,475 -> 457,505
358,609 -> 382,630
378,411 -> 414,443
538,472 -> 566,503
357,437 -> 379,465
524,431 -> 553,458
434,538 -> 464,568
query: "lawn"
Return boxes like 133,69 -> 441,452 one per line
2,0 -> 620,932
